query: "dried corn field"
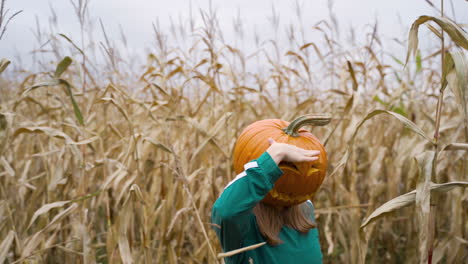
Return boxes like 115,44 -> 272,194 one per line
1,0 -> 468,263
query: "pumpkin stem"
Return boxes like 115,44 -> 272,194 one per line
283,114 -> 331,137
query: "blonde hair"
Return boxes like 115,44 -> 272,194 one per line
253,202 -> 316,246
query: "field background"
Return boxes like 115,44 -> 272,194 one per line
0,0 -> 467,263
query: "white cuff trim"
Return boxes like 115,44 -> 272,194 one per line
222,161 -> 258,191
224,171 -> 247,190
243,161 -> 258,170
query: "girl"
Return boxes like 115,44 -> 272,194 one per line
212,138 -> 323,263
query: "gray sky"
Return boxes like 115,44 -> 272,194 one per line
1,0 -> 467,69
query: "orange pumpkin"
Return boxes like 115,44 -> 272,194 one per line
233,115 -> 330,207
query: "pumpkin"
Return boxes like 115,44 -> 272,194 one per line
233,115 -> 330,207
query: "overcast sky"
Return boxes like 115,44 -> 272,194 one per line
1,0 -> 467,69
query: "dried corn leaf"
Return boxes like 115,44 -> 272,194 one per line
0,59 -> 10,74
425,23 -> 442,39
0,231 -> 14,263
165,207 -> 191,239
13,126 -> 76,145
100,97 -> 131,123
415,151 -> 434,264
21,203 -> 78,258
189,112 -> 232,162
217,242 -> 266,258
406,16 -> 468,65
443,143 -> 468,151
350,110 -> 433,146
143,137 -> 172,153
0,156 -> 14,177
23,78 -> 84,125
285,51 -> 309,74
166,66 -> 183,80
27,200 -> 70,229
59,34 -> 84,55
347,61 -> 358,91
118,196 -> 134,264
300,42 -> 324,62
43,203 -> 78,230
445,51 -> 468,133
361,181 -> 468,229
22,80 -> 61,96
20,231 -> 44,260
330,109 -> 434,178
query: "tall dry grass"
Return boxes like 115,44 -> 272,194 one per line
0,0 -> 467,263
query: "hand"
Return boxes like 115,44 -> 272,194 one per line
266,138 -> 320,165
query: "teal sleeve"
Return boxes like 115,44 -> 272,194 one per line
211,152 -> 283,263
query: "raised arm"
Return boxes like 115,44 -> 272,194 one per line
211,138 -> 320,261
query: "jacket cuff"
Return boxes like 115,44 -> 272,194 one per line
256,151 -> 284,184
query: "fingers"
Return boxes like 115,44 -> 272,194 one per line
291,145 -> 320,155
284,148 -> 321,163
268,138 -> 276,145
298,153 -> 319,162
295,147 -> 320,156
305,156 -> 319,161
303,149 -> 321,156
267,139 -> 321,162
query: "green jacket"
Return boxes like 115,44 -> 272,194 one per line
211,152 -> 323,264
